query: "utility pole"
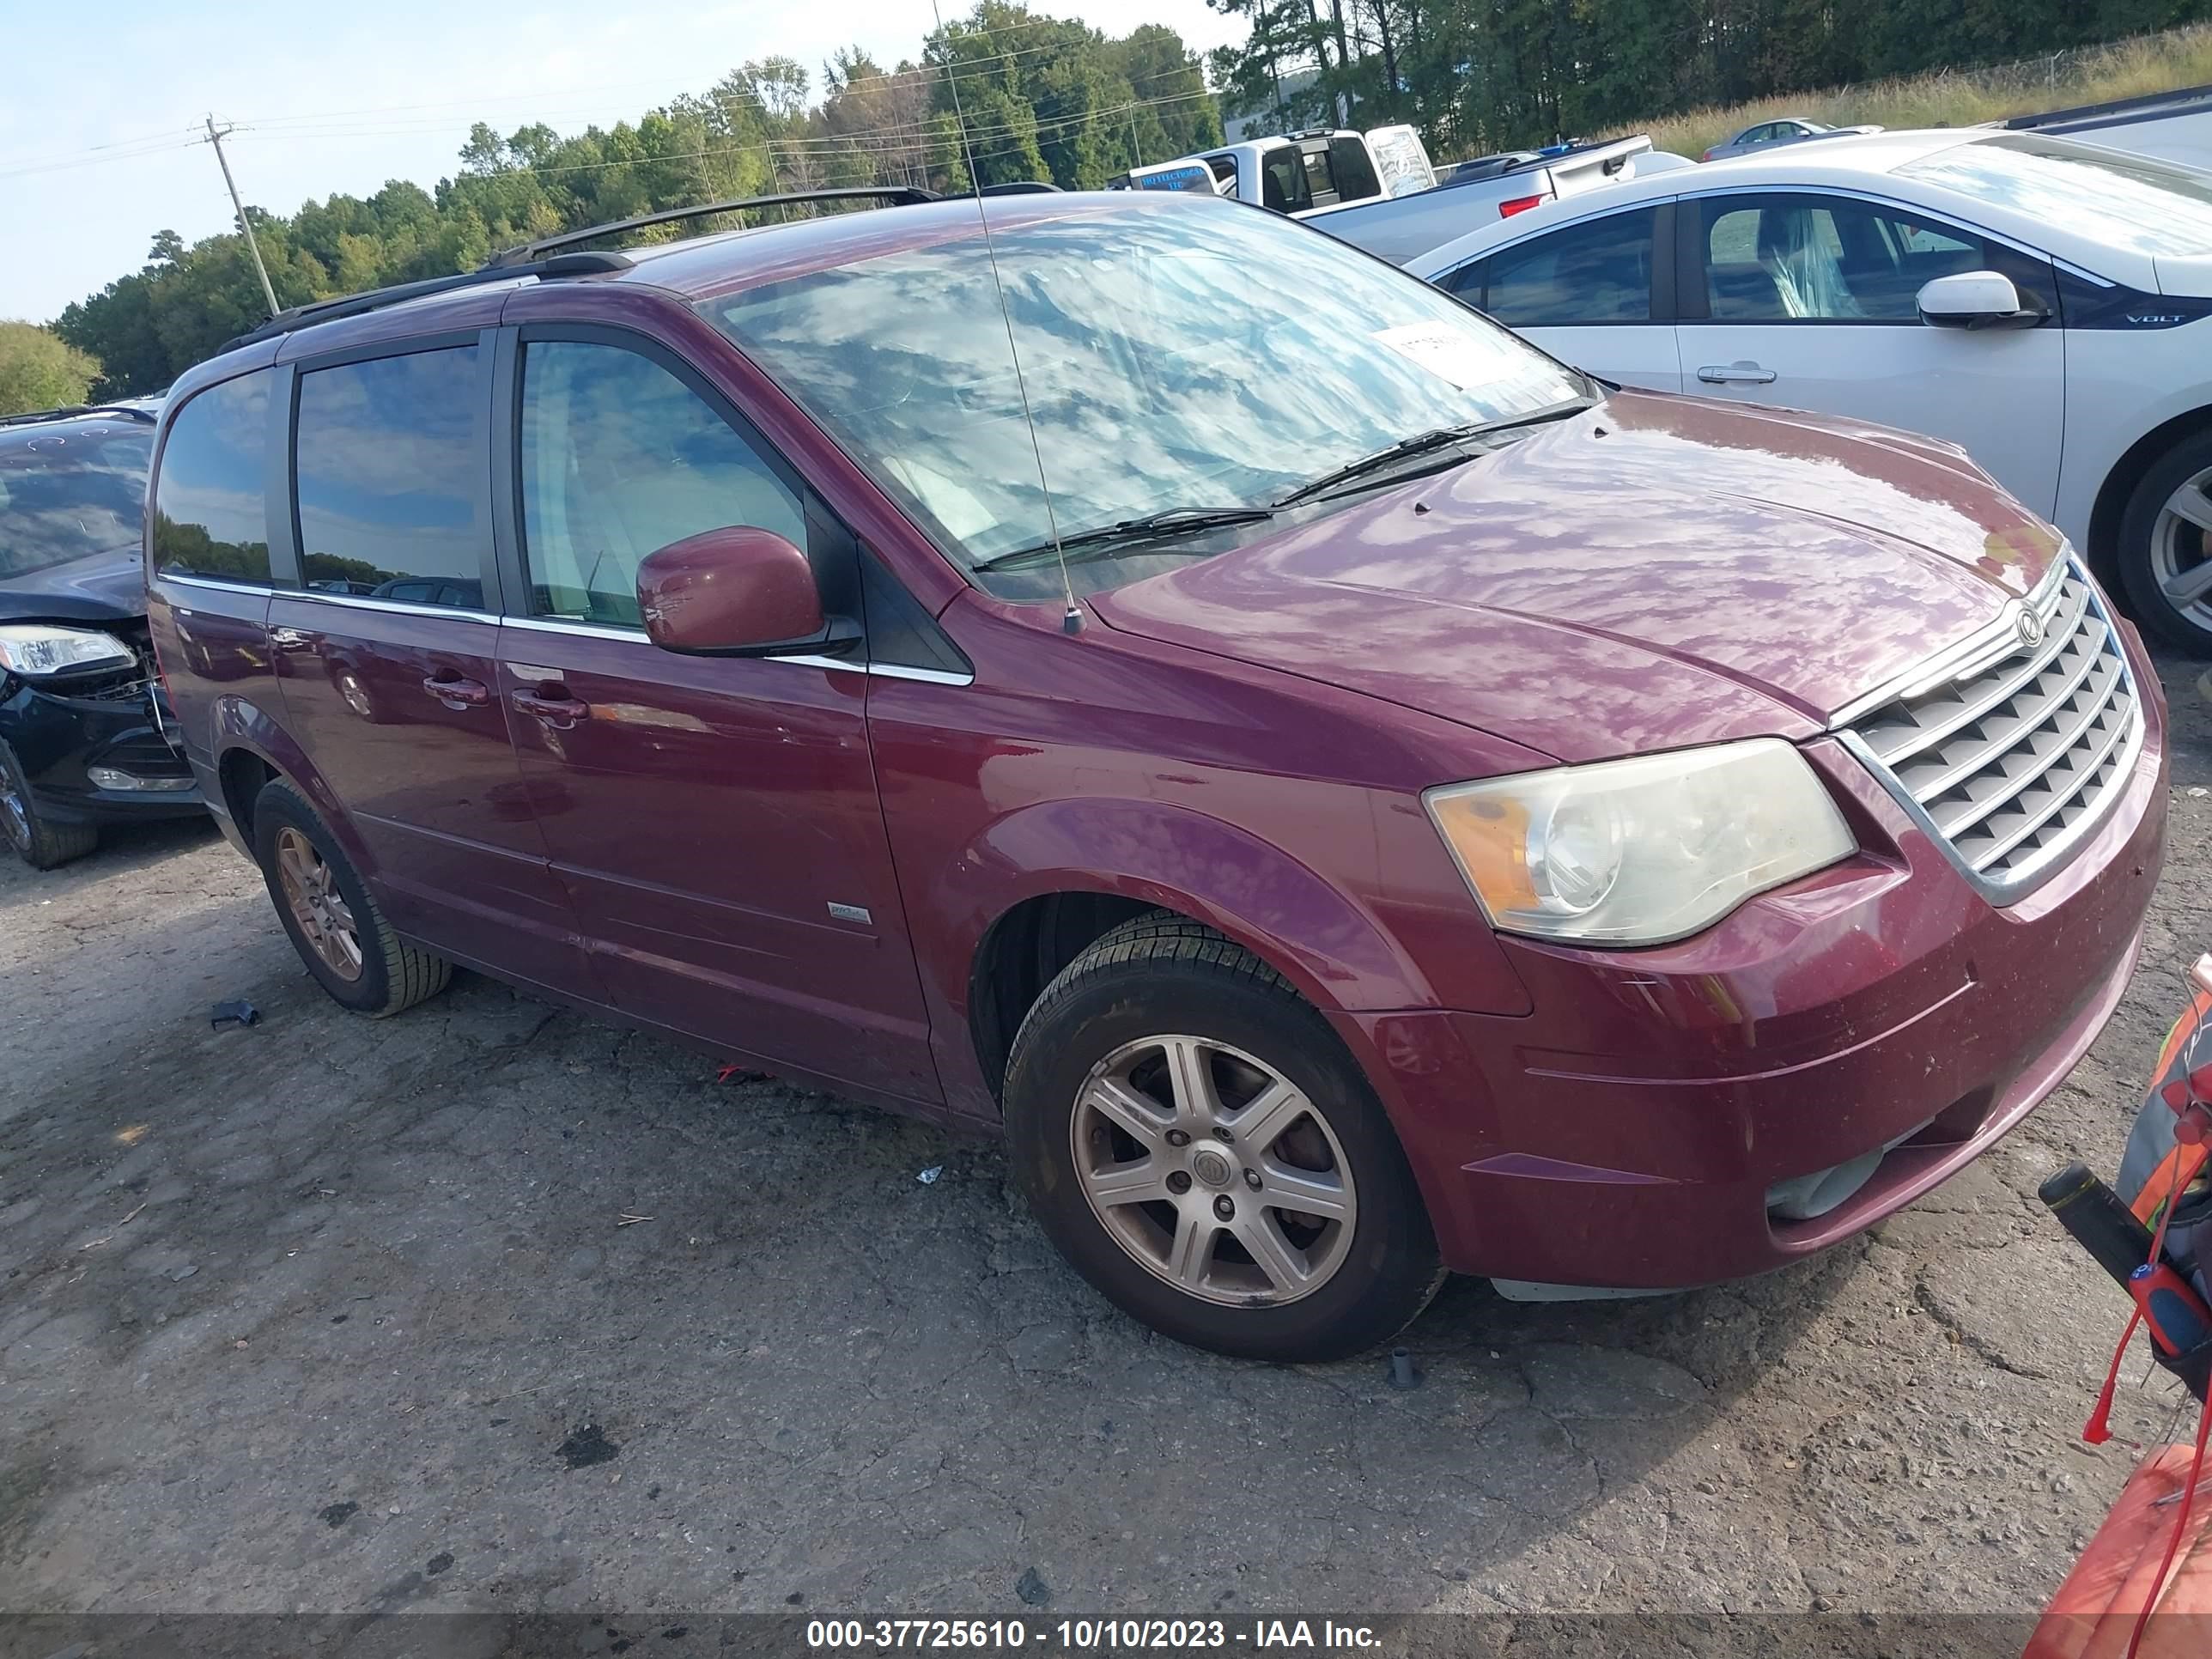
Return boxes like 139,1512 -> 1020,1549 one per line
204,116 -> 278,319
1127,105 -> 1142,168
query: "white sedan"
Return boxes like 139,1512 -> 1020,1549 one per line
1402,129 -> 2212,653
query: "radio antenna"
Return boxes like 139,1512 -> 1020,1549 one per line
931,0 -> 1083,635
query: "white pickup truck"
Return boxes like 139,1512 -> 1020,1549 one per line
1309,136 -> 1662,264
1110,127 -> 1436,216
1112,128 -> 1667,267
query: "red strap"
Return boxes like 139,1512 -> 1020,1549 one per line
2084,1307 -> 2146,1446
2086,1152 -> 2203,1445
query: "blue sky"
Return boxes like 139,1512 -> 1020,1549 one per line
0,0 -> 1247,324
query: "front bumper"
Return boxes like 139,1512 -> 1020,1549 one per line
1340,656 -> 2169,1291
1,673 -> 202,824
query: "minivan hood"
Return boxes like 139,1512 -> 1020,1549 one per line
0,545 -> 146,625
1091,392 -> 2063,764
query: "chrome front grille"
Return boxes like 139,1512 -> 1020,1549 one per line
1837,556 -> 2142,898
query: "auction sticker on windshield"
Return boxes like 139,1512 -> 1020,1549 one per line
1370,321 -> 1561,400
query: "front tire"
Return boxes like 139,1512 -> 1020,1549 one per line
251,779 -> 450,1018
1003,915 -> 1443,1362
2117,431 -> 2212,656
0,739 -> 99,870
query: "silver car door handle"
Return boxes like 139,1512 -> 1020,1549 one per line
1698,362 -> 1778,385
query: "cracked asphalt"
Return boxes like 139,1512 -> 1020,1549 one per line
1,649 -> 2209,1625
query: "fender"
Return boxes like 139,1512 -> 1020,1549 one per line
913,793 -> 1536,1117
205,696 -> 375,872
950,796 -> 1437,1012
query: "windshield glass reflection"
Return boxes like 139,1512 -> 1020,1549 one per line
1902,133 -> 2212,258
705,199 -> 1580,596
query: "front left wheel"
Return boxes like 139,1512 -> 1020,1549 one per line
1003,915 -> 1443,1362
0,739 -> 99,870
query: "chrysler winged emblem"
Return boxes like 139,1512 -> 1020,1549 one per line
2016,605 -> 2045,649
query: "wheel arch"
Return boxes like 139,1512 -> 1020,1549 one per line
946,797 -> 1452,1105
205,695 -> 370,868
2087,402 -> 2212,583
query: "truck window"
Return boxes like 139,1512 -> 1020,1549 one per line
1260,149 -> 1310,213
1329,137 -> 1382,203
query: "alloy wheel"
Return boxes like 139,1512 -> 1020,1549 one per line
274,826 -> 364,981
2151,467 -> 2212,634
1070,1035 -> 1357,1308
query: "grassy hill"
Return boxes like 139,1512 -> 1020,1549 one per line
1643,24 -> 2212,158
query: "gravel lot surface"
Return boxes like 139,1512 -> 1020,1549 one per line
2,648 -> 2209,1630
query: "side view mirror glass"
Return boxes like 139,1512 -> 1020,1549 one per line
1917,270 -> 2038,331
635,526 -> 858,659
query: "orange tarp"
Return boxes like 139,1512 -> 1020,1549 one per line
2026,1445 -> 2212,1658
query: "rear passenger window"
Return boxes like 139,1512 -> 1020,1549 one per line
1328,137 -> 1382,202
1485,209 -> 1657,326
293,346 -> 486,608
153,370 -> 272,583
519,341 -> 805,628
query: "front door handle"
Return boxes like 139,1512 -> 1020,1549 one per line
1697,361 -> 1778,385
422,674 -> 491,708
510,688 -> 592,728
268,627 -> 314,652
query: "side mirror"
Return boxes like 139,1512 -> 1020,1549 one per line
635,526 -> 859,658
1917,270 -> 2039,331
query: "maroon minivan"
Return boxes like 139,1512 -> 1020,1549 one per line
146,190 -> 2167,1360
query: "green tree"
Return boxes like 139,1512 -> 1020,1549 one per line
48,9 -> 1223,390
0,322 -> 101,415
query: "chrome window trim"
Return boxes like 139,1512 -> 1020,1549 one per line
502,614 -> 639,641
1827,552 -> 2069,730
502,620 -> 975,685
275,587 -> 495,625
1832,554 -> 2144,904
154,570 -> 276,597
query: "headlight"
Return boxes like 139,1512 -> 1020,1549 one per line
1424,738 -> 1856,945
0,623 -> 136,678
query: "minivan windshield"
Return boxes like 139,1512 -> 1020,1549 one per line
1900,132 -> 2212,258
704,197 -> 1583,598
0,424 -> 153,581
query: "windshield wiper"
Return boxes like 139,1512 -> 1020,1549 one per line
971,506 -> 1276,573
1273,398 -> 1597,507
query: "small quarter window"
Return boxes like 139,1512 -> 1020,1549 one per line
293,345 -> 485,607
153,370 -> 273,584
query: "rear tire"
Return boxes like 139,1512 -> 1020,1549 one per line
2117,430 -> 2212,656
0,739 -> 99,871
251,779 -> 450,1018
1003,915 -> 1443,1362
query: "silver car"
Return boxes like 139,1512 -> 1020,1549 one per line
1702,117 -> 1880,162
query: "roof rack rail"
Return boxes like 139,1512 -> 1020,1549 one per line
216,186 -> 934,353
221,250 -> 635,352
484,185 -> 937,268
0,403 -> 159,429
